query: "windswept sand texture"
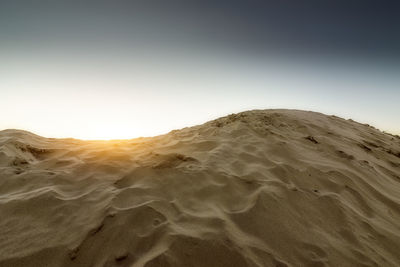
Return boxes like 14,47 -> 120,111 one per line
1,109 -> 400,267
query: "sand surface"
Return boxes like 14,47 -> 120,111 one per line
0,109 -> 400,267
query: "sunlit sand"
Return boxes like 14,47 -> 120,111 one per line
0,109 -> 399,266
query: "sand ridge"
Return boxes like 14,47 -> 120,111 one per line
0,109 -> 400,267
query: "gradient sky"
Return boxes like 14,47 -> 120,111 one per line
1,1 -> 399,139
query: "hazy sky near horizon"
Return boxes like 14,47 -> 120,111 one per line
1,1 -> 399,139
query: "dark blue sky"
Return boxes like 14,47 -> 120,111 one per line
1,1 -> 399,60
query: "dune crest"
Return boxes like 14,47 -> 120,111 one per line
1,109 -> 400,267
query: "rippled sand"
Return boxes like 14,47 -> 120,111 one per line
0,110 -> 400,267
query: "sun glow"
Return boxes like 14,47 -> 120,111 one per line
1,51 -> 399,139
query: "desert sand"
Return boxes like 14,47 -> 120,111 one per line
0,109 -> 400,267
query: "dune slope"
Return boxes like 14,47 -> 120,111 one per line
0,109 -> 400,267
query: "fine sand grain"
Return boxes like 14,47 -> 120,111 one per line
0,109 -> 399,267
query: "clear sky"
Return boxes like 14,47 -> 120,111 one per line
1,1 -> 399,139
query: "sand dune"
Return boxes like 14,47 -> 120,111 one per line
0,109 -> 400,267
